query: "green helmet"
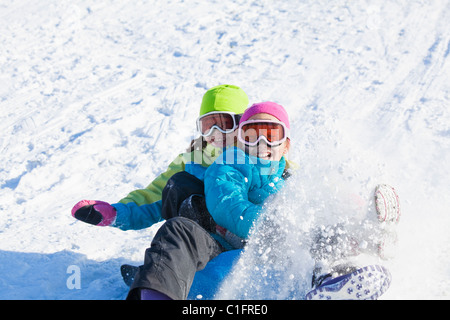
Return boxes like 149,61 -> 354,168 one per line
199,84 -> 249,116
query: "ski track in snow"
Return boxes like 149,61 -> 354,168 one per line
0,0 -> 449,299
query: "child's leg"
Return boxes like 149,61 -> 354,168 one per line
161,171 -> 205,219
127,217 -> 224,300
178,194 -> 217,232
306,185 -> 400,299
161,171 -> 216,232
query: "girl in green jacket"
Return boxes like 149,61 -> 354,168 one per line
71,84 -> 249,230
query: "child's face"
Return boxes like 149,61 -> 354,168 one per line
239,113 -> 290,161
203,130 -> 237,148
197,112 -> 240,148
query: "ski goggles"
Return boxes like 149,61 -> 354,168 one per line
196,111 -> 241,137
238,120 -> 290,147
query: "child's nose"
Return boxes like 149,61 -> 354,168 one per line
256,139 -> 270,149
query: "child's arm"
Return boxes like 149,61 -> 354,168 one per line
110,155 -> 186,230
110,146 -> 219,230
72,154 -> 186,230
204,159 -> 262,239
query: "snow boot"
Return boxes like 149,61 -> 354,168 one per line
306,264 -> 391,300
375,184 -> 400,223
121,264 -> 139,287
374,184 -> 401,259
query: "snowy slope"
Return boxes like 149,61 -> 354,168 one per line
0,0 -> 449,299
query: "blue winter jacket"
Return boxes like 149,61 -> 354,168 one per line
204,147 -> 287,239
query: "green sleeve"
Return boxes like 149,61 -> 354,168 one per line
118,154 -> 186,206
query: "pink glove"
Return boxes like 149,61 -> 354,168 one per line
71,200 -> 116,226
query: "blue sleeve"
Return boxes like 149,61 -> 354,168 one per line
204,155 -> 262,239
111,201 -> 163,231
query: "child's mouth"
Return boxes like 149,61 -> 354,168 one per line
210,136 -> 225,147
257,150 -> 272,159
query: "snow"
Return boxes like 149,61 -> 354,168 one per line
1,0 -> 449,300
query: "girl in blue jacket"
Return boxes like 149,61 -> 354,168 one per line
204,101 -> 291,241
127,102 -> 292,300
